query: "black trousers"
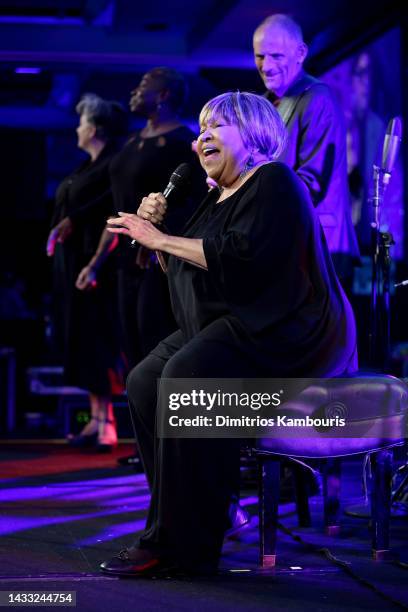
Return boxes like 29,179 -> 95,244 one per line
126,317 -> 262,570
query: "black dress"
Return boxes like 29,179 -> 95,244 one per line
169,161 -> 357,375
126,162 -> 357,570
108,126 -> 205,367
52,144 -> 124,396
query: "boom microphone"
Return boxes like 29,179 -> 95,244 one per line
381,117 -> 402,185
131,163 -> 191,247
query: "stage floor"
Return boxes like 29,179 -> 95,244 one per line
0,443 -> 407,611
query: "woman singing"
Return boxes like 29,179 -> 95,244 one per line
101,92 -> 357,575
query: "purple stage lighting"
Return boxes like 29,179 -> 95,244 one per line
14,67 -> 42,75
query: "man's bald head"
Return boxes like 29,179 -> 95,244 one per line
253,14 -> 304,44
253,14 -> 308,98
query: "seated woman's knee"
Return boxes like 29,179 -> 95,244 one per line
126,357 -> 153,399
162,346 -> 209,378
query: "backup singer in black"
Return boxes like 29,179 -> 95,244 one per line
47,94 -> 127,450
76,67 -> 204,371
110,68 -> 203,363
73,68 -> 204,465
102,92 -> 357,576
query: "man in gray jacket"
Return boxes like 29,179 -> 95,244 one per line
253,14 -> 360,281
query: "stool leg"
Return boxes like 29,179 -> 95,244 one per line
258,457 -> 280,568
323,458 -> 341,535
293,465 -> 311,527
370,449 -> 392,560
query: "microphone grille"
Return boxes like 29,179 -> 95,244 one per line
170,163 -> 191,187
386,116 -> 402,139
382,116 -> 403,174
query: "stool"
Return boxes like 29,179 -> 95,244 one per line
255,374 -> 408,567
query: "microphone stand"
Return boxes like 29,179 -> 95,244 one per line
368,165 -> 395,370
346,220 -> 404,519
346,118 -> 407,520
368,116 -> 402,368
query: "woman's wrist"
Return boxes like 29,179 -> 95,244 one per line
159,234 -> 176,253
88,257 -> 100,272
157,234 -> 207,269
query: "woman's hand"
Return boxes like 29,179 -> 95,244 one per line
75,266 -> 97,291
107,213 -> 165,251
108,213 -> 207,270
137,193 -> 167,224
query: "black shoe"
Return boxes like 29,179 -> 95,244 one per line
100,548 -> 176,577
67,417 -> 98,448
225,501 -> 250,538
96,443 -> 114,454
67,432 -> 98,448
100,548 -> 218,579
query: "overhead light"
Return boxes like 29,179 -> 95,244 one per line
14,67 -> 42,75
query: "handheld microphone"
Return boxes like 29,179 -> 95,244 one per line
131,163 -> 191,247
162,162 -> 191,199
381,117 -> 402,185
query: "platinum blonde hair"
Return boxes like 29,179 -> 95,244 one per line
199,91 -> 287,160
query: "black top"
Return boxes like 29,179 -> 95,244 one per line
51,143 -> 115,259
168,162 -> 357,377
109,126 -> 205,268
